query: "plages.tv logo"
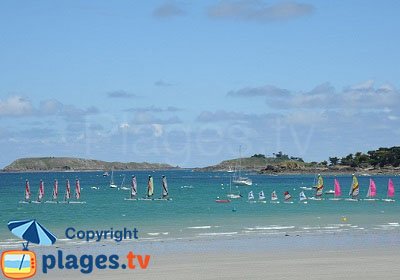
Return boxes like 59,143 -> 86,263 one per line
1,219 -> 57,279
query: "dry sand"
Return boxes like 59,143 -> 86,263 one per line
36,240 -> 400,279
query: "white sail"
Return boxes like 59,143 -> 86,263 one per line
259,190 -> 265,200
110,168 -> 117,188
284,191 -> 292,201
248,191 -> 254,200
271,191 -> 278,201
131,175 -> 137,198
162,175 -> 168,198
75,179 -> 81,200
299,191 -> 307,201
233,145 -> 253,186
147,176 -> 154,197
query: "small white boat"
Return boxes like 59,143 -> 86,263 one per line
227,177 -> 242,199
258,190 -> 266,203
232,145 -> 252,186
325,189 -> 335,195
110,169 -> 118,189
233,177 -> 253,186
300,186 -> 312,191
248,191 -> 256,203
299,191 -> 307,203
270,191 -> 279,203
103,172 -> 109,177
120,175 -> 130,190
284,191 -> 293,203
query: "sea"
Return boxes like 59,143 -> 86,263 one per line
0,170 -> 399,247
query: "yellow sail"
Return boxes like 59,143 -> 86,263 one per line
316,175 -> 324,196
350,175 -> 359,197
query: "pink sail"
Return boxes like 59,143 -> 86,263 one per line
367,178 -> 377,197
25,179 -> 31,200
75,179 -> 81,200
38,179 -> 45,201
65,179 -> 71,200
334,179 -> 341,197
388,179 -> 395,198
53,179 -> 58,200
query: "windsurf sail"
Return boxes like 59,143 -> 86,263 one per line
271,191 -> 278,201
387,178 -> 395,198
131,175 -> 137,198
25,179 -> 31,201
334,178 -> 341,198
284,191 -> 292,201
349,175 -> 359,198
315,174 -> 324,197
248,191 -> 254,200
366,178 -> 377,198
52,179 -> 58,200
162,175 -> 168,198
299,191 -> 307,201
38,179 -> 44,202
259,190 -> 265,200
147,175 -> 154,197
75,179 -> 81,200
65,179 -> 71,200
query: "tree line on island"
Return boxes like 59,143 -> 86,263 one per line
250,146 -> 400,172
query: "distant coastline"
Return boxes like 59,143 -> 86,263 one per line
2,157 -> 179,172
3,146 -> 400,175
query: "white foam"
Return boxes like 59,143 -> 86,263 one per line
187,226 -> 212,229
246,226 -> 295,231
198,232 -> 238,236
147,232 -> 160,236
388,223 -> 400,226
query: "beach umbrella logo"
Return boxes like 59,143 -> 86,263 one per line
7,219 -> 57,248
1,219 -> 57,279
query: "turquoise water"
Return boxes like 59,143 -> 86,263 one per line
0,171 -> 399,245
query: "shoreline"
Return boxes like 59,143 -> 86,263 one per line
29,231 -> 400,279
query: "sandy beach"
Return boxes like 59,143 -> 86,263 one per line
31,233 -> 400,279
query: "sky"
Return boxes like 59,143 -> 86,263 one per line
0,0 -> 399,168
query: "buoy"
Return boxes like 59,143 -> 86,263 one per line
341,217 -> 347,222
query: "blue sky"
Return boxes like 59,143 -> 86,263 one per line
0,0 -> 399,168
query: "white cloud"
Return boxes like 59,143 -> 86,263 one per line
228,81 -> 400,110
152,124 -> 164,137
0,96 -> 33,116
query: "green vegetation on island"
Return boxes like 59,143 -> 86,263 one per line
199,147 -> 400,174
3,157 -> 178,172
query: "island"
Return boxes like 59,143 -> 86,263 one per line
2,157 -> 179,172
197,146 -> 400,175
